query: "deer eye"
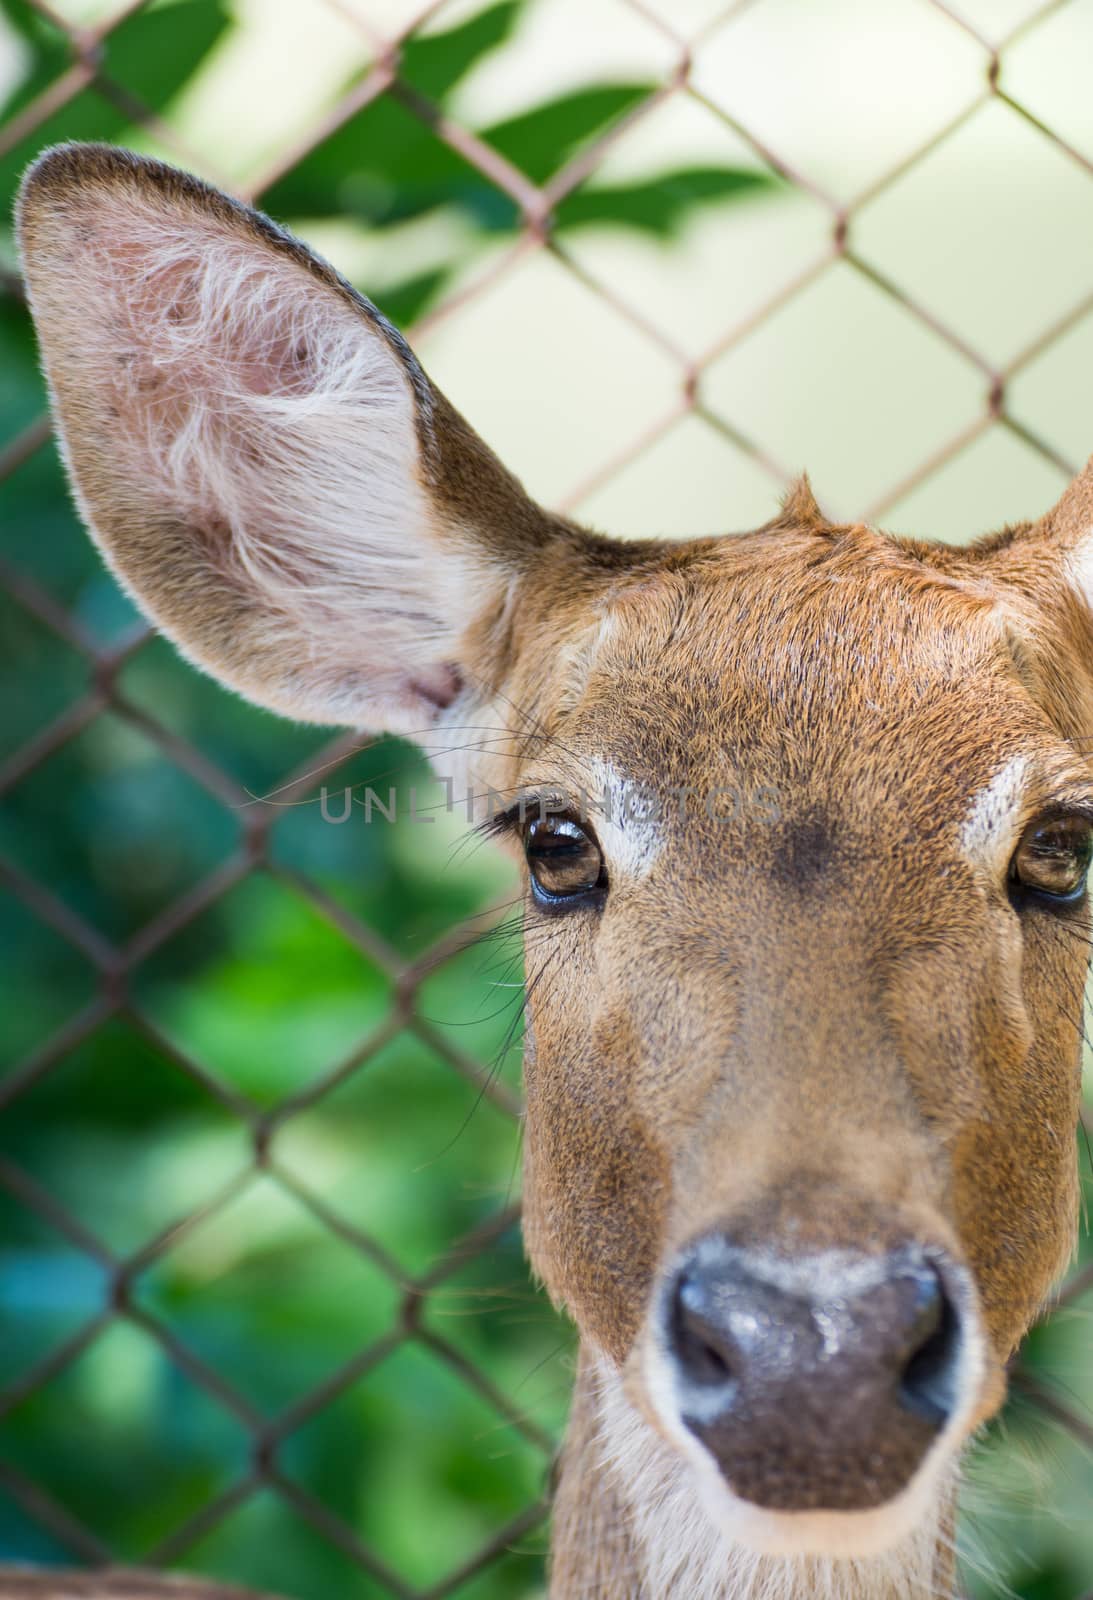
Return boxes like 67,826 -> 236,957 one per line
1010,815 -> 1093,905
524,816 -> 605,906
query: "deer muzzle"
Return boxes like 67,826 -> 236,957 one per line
654,1229 -> 978,1526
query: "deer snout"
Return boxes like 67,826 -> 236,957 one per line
662,1234 -> 966,1513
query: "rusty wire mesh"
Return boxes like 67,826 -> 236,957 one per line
1,0 -> 1093,1596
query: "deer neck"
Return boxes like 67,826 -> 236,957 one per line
549,1352 -> 957,1600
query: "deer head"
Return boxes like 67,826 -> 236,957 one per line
17,144 -> 1089,1599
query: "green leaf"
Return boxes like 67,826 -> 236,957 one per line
262,81 -> 661,229
260,95 -> 494,225
373,266 -> 450,328
397,0 -> 523,100
0,0 -> 69,105
555,165 -> 776,237
483,82 -> 653,183
0,0 -> 230,218
260,1 -> 523,220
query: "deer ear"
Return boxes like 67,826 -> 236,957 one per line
1032,455 -> 1093,612
963,454 -> 1093,644
17,143 -> 565,734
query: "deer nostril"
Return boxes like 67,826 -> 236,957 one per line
898,1264 -> 961,1425
671,1272 -> 736,1388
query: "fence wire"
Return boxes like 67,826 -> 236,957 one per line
0,0 -> 1092,1596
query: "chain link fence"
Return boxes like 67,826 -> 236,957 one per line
1,1 -> 1092,1596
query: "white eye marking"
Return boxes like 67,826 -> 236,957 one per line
576,757 -> 666,879
959,754 -> 1030,870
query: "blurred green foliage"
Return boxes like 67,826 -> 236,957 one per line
0,3 -> 1089,1599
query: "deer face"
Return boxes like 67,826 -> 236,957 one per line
502,526 -> 1088,1553
18,144 -> 1088,1567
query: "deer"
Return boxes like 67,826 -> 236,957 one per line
12,141 -> 1091,1600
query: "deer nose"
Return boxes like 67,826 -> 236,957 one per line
665,1236 -> 964,1512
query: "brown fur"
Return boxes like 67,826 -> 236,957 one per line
15,145 -> 1091,1600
